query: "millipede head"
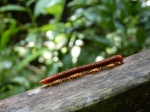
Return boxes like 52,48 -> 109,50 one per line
116,55 -> 123,63
40,79 -> 48,85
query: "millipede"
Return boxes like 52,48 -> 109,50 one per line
44,62 -> 122,87
40,55 -> 124,86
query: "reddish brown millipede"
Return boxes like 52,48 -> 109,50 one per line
44,62 -> 122,87
40,55 -> 124,86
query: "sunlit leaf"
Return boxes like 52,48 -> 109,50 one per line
45,0 -> 65,20
26,0 -> 37,6
34,0 -> 50,17
0,5 -> 26,12
15,49 -> 45,71
40,24 -> 55,31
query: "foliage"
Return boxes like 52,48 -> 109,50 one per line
0,0 -> 150,99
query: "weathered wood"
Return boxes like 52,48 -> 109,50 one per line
77,80 -> 150,112
0,50 -> 150,112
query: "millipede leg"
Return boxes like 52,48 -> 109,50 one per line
103,62 -> 120,70
54,79 -> 63,85
101,62 -> 123,71
79,72 -> 86,77
61,77 -> 69,82
45,79 -> 63,87
100,66 -> 106,71
72,73 -> 83,78
88,68 -> 99,74
115,62 -> 123,66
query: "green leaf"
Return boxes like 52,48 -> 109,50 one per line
77,46 -> 100,66
0,85 -> 26,99
83,29 -> 112,47
94,35 -> 112,47
136,28 -> 146,44
15,49 -> 45,72
83,7 -> 101,23
40,24 -> 55,31
0,19 -> 19,50
47,63 -> 58,76
34,0 -> 50,17
26,0 -> 37,6
45,0 -> 65,20
11,76 -> 30,88
45,5 -> 62,17
0,5 -> 26,12
62,53 -> 73,70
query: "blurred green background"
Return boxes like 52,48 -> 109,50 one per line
0,0 -> 150,100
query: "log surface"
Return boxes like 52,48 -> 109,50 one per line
0,50 -> 150,112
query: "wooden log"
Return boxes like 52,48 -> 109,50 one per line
0,50 -> 150,112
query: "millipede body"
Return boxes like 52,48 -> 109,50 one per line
44,62 -> 122,87
40,55 -> 123,85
